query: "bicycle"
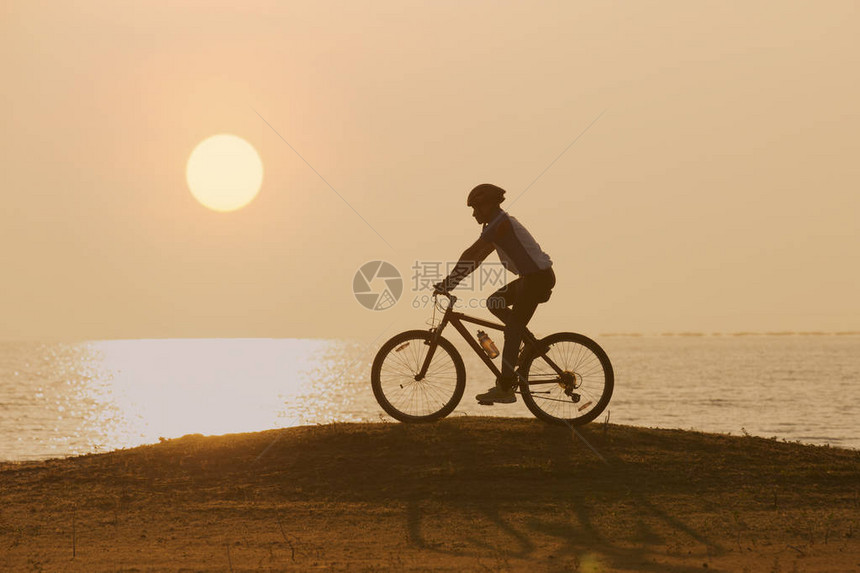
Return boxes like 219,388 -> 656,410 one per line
371,292 -> 614,425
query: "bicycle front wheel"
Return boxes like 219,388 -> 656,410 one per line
519,332 -> 614,426
371,330 -> 466,423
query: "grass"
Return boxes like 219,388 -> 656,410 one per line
1,418 -> 858,571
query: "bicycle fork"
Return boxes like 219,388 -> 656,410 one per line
414,314 -> 451,381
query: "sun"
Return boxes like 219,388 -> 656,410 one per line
186,134 -> 263,212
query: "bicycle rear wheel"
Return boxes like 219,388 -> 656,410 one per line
519,332 -> 614,426
371,330 -> 466,423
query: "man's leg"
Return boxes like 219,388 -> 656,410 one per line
478,271 -> 556,404
499,270 -> 556,385
487,278 -> 520,325
488,279 -> 532,382
500,294 -> 541,384
474,280 -> 523,404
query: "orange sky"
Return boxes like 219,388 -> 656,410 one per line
2,1 -> 858,341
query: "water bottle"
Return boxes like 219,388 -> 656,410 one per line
477,330 -> 500,359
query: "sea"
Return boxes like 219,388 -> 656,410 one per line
1,334 -> 858,462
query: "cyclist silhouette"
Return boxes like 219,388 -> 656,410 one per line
434,183 -> 555,404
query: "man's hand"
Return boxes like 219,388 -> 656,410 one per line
433,281 -> 449,295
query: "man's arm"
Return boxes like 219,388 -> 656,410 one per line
436,237 -> 495,292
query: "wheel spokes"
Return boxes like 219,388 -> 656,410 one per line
525,340 -> 609,420
377,336 -> 460,418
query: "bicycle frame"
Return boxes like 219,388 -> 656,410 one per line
416,293 -> 565,385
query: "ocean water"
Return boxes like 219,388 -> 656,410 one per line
0,335 -> 858,461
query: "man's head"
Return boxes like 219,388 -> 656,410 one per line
467,183 -> 505,224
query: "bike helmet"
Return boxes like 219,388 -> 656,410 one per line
467,183 -> 506,207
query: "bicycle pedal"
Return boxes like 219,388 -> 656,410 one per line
477,400 -> 495,406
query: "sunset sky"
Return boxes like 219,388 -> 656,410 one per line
2,1 -> 858,341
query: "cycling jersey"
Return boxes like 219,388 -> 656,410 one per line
480,211 -> 552,276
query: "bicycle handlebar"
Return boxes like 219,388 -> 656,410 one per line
433,290 -> 457,304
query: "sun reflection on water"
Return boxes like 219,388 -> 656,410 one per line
1,339 -> 374,460
87,339 -> 347,446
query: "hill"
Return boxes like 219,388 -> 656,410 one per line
1,418 -> 858,571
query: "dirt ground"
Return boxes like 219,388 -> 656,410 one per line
1,418 -> 858,572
